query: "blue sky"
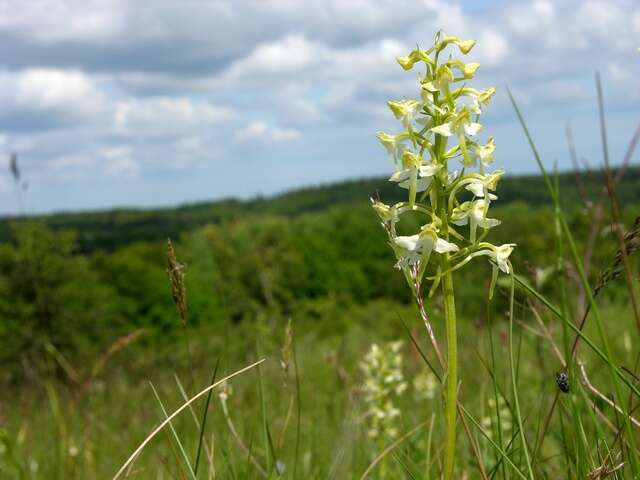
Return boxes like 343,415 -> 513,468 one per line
0,0 -> 638,215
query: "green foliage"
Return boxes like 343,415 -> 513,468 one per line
0,222 -> 119,378
0,191 -> 635,375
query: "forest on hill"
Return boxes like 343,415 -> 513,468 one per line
0,168 -> 637,378
2,167 -> 639,253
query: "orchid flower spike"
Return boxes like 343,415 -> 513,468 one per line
374,32 -> 514,289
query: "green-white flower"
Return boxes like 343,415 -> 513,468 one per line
435,34 -> 476,55
393,226 -> 458,270
463,170 -> 504,198
468,243 -> 516,298
388,151 -> 441,207
387,99 -> 421,130
371,200 -> 399,229
447,59 -> 481,80
376,131 -> 410,165
430,107 -> 482,138
396,48 -> 435,70
457,87 -> 496,115
469,137 -> 496,168
470,243 -> 516,274
451,199 -> 500,243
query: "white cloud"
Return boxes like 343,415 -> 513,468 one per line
13,69 -> 101,111
476,29 -> 510,67
0,68 -> 105,127
114,97 -> 234,136
234,121 -> 301,144
222,34 -> 325,82
0,0 -> 125,43
507,0 -> 555,35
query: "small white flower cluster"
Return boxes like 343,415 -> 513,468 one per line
360,341 -> 408,439
413,370 -> 438,400
481,395 -> 512,440
373,32 -> 515,296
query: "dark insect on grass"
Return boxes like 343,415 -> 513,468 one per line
555,371 -> 570,393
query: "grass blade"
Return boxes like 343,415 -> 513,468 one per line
113,358 -> 265,480
195,358 -> 221,476
149,381 -> 198,480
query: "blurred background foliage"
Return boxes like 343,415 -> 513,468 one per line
0,169 -> 637,381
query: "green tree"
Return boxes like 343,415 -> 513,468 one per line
0,221 -> 118,378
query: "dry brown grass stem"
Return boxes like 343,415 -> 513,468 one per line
112,358 -> 265,480
578,362 -> 640,429
587,462 -> 624,480
528,302 -> 565,368
220,395 -> 268,477
91,329 -> 146,379
412,269 -> 446,370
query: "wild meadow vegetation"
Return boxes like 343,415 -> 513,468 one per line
1,32 -> 640,479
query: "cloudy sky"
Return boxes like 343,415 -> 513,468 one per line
0,0 -> 638,215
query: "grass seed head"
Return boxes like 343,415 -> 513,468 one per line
166,238 -> 187,325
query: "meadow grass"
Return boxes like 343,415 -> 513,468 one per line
1,288 -> 638,479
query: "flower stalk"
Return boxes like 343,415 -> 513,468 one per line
373,31 -> 514,479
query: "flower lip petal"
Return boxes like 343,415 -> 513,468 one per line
463,122 -> 482,136
399,177 -> 431,192
389,168 -> 411,182
430,122 -> 453,137
419,163 -> 440,177
394,234 -> 420,251
466,182 -> 485,197
434,238 -> 459,253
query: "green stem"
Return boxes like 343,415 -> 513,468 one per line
441,255 -> 457,480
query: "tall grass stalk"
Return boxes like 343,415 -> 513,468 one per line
149,381 -> 198,480
508,87 -> 640,476
508,275 -> 534,479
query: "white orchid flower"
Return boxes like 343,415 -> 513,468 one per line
389,151 -> 441,206
393,225 -> 458,271
430,108 -> 482,138
371,200 -> 399,229
422,64 -> 455,105
469,137 -> 496,168
467,243 -> 516,298
464,169 -> 504,198
387,99 -> 422,130
376,131 -> 410,165
471,243 -> 516,274
430,107 -> 482,166
451,199 -> 500,243
456,87 -> 496,115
